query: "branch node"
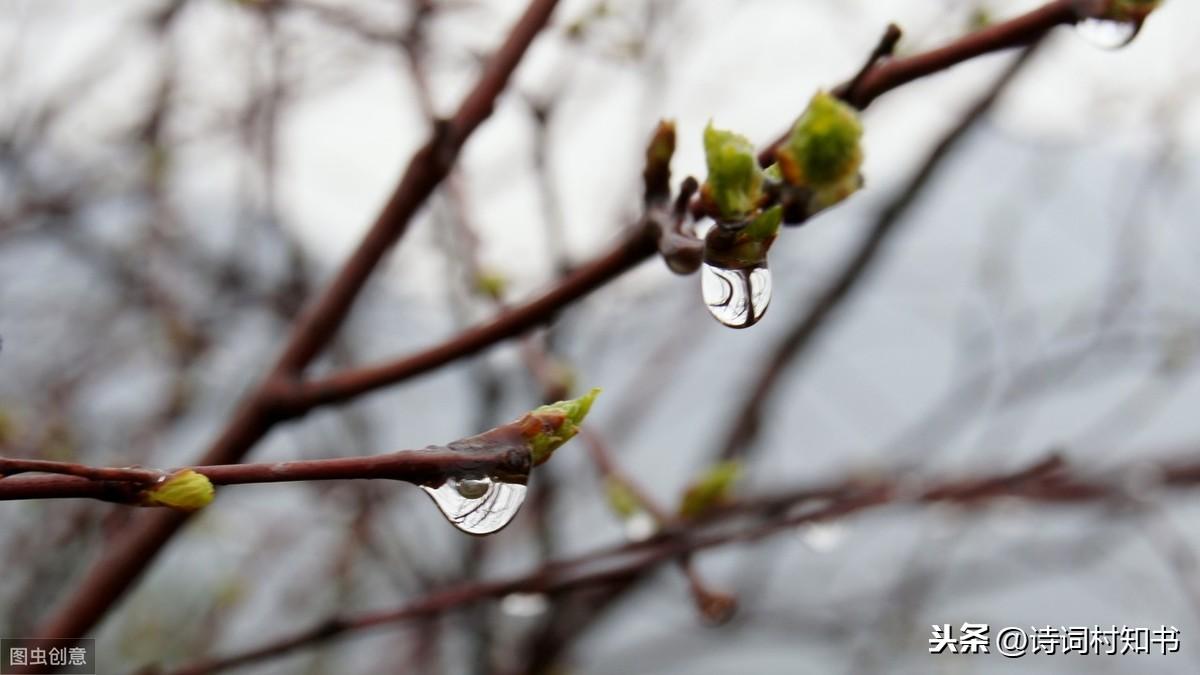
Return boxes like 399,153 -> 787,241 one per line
839,22 -> 903,108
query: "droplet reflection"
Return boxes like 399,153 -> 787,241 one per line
701,263 -> 772,329
421,476 -> 527,535
500,592 -> 550,618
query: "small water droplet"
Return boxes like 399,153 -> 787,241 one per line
421,476 -> 527,535
1075,18 -> 1139,49
799,522 -> 844,553
500,592 -> 549,618
701,263 -> 772,329
623,511 -> 658,542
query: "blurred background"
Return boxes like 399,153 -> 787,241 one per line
2,0 -> 1200,673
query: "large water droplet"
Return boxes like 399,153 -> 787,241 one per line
421,476 -> 527,535
1075,18 -> 1139,49
701,263 -> 772,329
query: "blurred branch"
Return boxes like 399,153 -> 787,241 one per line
580,429 -> 737,625
32,0 -> 564,644
288,230 -> 657,409
165,448 -> 1200,674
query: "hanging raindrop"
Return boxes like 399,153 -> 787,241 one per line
701,262 -> 772,329
1074,17 -> 1139,49
421,476 -> 528,535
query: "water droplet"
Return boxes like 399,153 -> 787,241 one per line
1075,18 -> 1139,49
623,511 -> 658,542
421,476 -> 527,535
799,522 -> 844,553
500,592 -> 549,618
701,263 -> 772,329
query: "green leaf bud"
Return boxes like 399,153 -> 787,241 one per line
517,387 -> 601,466
777,92 -> 864,192
702,123 -> 764,221
141,469 -> 215,512
679,460 -> 742,518
741,205 -> 783,243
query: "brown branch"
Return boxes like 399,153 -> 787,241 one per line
839,0 -> 1075,108
840,23 -> 904,106
32,0 -> 563,645
0,458 -> 161,484
758,0 -> 1081,164
270,0 -> 562,376
287,229 -> 658,410
164,449 -> 1200,675
0,445 -> 529,505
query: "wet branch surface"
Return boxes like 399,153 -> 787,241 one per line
21,0 -> 1123,653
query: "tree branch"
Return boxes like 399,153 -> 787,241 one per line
0,445 -> 529,505
165,449 -> 1200,675
758,0 -> 1081,163
288,229 -> 657,410
31,0 -> 564,645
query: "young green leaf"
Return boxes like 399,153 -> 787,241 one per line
741,205 -> 783,243
776,91 -> 864,204
517,387 -> 601,466
702,123 -> 764,221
